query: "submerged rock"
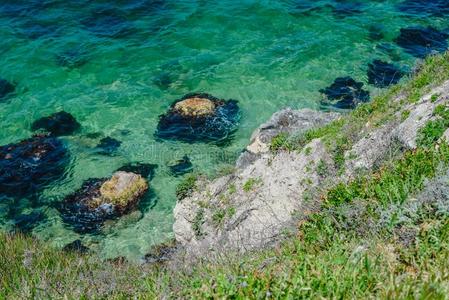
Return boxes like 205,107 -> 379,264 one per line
60,171 -> 148,233
398,0 -> 449,17
0,135 -> 69,197
332,1 -> 364,17
96,137 -> 122,155
19,20 -> 60,40
155,93 -> 240,143
320,77 -> 370,109
56,49 -> 89,69
31,111 -> 81,136
13,211 -> 45,233
82,8 -> 133,38
367,60 -> 405,88
0,78 -> 15,100
117,162 -> 158,180
168,155 -> 193,176
63,240 -> 89,254
395,26 -> 449,58
368,25 -> 384,41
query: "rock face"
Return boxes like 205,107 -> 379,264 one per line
60,171 -> 148,233
0,135 -> 68,197
237,108 -> 340,168
31,111 -> 81,136
155,93 -> 240,143
173,80 -> 449,256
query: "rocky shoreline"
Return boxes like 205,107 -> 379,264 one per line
172,79 -> 449,257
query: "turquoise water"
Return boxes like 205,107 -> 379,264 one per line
0,0 -> 448,261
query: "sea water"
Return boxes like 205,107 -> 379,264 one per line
0,0 -> 448,261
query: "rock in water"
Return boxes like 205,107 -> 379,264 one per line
59,171 -> 148,233
95,137 -> 122,155
398,0 -> 449,17
367,60 -> 405,88
0,78 -> 15,101
320,77 -> 370,109
82,9 -> 133,38
31,111 -> 81,136
56,49 -> 89,69
168,155 -> 193,176
395,26 -> 449,58
63,240 -> 89,254
0,135 -> 69,197
117,162 -> 158,179
332,1 -> 364,17
155,93 -> 240,143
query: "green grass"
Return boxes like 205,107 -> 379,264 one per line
269,132 -> 292,152
243,178 -> 261,192
175,174 -> 198,200
326,143 -> 449,206
2,53 -> 449,299
417,105 -> 449,148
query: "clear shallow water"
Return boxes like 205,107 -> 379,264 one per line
0,0 -> 448,261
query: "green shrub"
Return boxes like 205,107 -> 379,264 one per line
270,133 -> 292,152
176,174 -> 198,200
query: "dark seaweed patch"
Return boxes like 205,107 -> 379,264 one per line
398,0 -> 449,17
367,60 -> 405,88
19,20 -> 60,40
0,135 -> 69,197
320,77 -> 370,109
0,78 -> 15,101
168,155 -> 193,177
395,26 -> 449,58
155,93 -> 240,143
332,1 -> 365,18
82,8 -> 134,38
96,137 -> 122,155
117,163 -> 158,180
31,111 -> 81,137
13,211 -> 45,233
56,48 -> 89,69
368,25 -> 384,42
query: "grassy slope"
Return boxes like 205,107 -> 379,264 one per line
2,53 -> 449,299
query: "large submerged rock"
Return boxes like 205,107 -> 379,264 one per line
367,60 -> 405,88
31,111 -> 81,136
155,93 -> 240,143
320,76 -> 370,109
398,0 -> 449,17
60,171 -> 148,233
395,26 -> 448,58
0,78 -> 15,101
0,135 -> 68,197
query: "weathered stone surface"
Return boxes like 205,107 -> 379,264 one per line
236,108 -> 339,169
155,93 -> 240,143
60,171 -> 148,233
174,138 -> 334,255
173,80 -> 449,257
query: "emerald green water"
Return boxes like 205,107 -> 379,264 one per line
0,0 -> 448,261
